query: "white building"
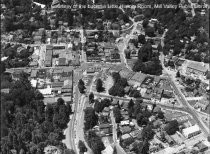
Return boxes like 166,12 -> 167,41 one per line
182,125 -> 201,139
102,145 -> 113,154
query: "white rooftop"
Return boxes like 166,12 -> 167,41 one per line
182,124 -> 200,137
102,145 -> 113,154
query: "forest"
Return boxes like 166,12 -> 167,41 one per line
1,72 -> 72,154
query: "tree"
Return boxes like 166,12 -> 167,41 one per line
128,99 -> 134,109
142,124 -> 155,141
208,136 -> 210,142
138,34 -> 146,44
142,19 -> 149,28
87,131 -> 105,154
136,113 -> 144,126
134,99 -> 143,117
113,146 -> 117,154
89,92 -> 94,103
130,89 -> 141,98
164,120 -> 179,135
78,79 -> 86,94
141,140 -> 150,154
1,62 -> 6,74
78,140 -> 87,153
94,100 -> 103,113
176,71 -> 181,78
151,103 -> 156,113
84,107 -> 98,130
96,78 -> 104,92
64,149 -> 76,154
113,107 -> 121,123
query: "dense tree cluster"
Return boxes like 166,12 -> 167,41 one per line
78,79 -> 86,94
94,98 -> 111,113
86,131 -> 105,154
89,92 -> 94,104
1,74 -> 72,153
2,0 -> 51,36
113,107 -> 122,123
1,44 -> 33,69
133,42 -> 162,75
164,120 -> 179,135
96,78 -> 104,92
84,107 -> 98,130
78,140 -> 87,153
109,72 -> 128,97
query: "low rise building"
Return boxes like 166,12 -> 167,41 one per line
99,123 -> 113,136
195,99 -> 209,110
182,125 -> 201,139
186,61 -> 208,76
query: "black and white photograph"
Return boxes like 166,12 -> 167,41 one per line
1,0 -> 210,154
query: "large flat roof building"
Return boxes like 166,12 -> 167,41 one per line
182,124 -> 201,139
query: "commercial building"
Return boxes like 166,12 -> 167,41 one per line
182,125 -> 201,139
186,61 -> 208,76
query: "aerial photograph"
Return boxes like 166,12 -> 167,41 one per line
0,0 -> 209,154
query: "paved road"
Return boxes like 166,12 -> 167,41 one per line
67,70 -> 82,152
160,53 -> 209,136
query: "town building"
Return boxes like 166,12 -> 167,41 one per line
186,61 -> 208,76
182,125 -> 201,139
99,123 -> 113,136
195,98 -> 209,111
128,72 -> 147,86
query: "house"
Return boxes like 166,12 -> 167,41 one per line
128,72 -> 147,86
101,145 -> 113,154
58,58 -> 67,66
121,101 -> 129,111
31,69 -> 38,78
99,123 -> 112,136
182,125 -> 201,139
86,67 -> 95,74
44,146 -> 61,154
186,61 -> 208,76
29,61 -> 38,67
102,107 -> 110,117
195,99 -> 209,110
153,87 -> 163,101
124,86 -> 131,94
119,68 -> 135,79
165,133 -> 175,145
129,129 -> 142,139
120,120 -> 130,126
120,126 -> 132,134
112,99 -> 119,106
194,141 -> 208,152
121,134 -> 134,147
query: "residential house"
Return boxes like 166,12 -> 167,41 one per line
129,129 -> 142,139
119,68 -> 135,80
195,99 -> 209,110
58,58 -> 67,66
194,141 -> 208,152
152,87 -> 163,101
111,99 -> 119,107
161,80 -> 174,98
128,72 -> 147,86
102,107 -> 110,117
120,126 -> 132,134
120,120 -> 130,126
30,69 -> 38,78
99,123 -> 113,136
121,134 -> 134,147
